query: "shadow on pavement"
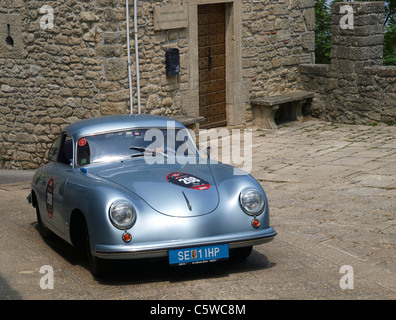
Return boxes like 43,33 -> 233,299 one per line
0,273 -> 23,300
96,250 -> 276,286
34,222 -> 276,285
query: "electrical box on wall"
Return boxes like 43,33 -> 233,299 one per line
165,48 -> 180,76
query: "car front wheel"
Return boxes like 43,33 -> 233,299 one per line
35,204 -> 53,239
85,232 -> 107,277
230,246 -> 253,260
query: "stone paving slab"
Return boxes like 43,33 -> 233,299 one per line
249,119 -> 396,278
0,118 -> 395,300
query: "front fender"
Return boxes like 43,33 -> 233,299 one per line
64,169 -> 147,248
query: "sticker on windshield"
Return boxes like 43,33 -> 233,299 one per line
166,172 -> 210,190
78,138 -> 87,147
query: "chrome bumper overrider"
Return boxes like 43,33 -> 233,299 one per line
95,227 -> 277,260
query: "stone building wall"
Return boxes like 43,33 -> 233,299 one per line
299,1 -> 396,125
0,0 -> 315,169
243,0 -> 315,99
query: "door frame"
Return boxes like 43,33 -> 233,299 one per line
185,0 -> 247,127
198,2 -> 227,128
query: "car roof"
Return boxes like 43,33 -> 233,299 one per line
63,114 -> 186,139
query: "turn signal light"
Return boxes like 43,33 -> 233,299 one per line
252,219 -> 260,228
122,232 -> 132,242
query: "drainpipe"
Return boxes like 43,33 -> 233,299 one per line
134,0 -> 142,114
126,0 -> 133,114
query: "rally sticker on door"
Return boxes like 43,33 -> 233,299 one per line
46,178 -> 54,218
166,172 -> 210,190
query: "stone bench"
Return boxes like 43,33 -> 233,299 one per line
250,91 -> 314,129
172,115 -> 205,133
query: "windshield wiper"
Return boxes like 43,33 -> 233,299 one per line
128,146 -> 145,158
130,146 -> 164,158
130,152 -> 145,158
130,146 -> 146,152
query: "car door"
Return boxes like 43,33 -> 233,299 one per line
41,133 -> 74,235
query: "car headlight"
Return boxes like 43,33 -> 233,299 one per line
239,187 -> 265,216
109,200 -> 136,229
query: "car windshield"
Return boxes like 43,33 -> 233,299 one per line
76,128 -> 198,166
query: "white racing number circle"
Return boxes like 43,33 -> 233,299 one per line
166,172 -> 210,190
46,178 -> 54,218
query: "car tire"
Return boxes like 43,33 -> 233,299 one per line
35,205 -> 53,239
85,232 -> 106,277
231,246 -> 253,260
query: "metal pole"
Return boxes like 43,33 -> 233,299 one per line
134,0 -> 141,114
126,0 -> 133,114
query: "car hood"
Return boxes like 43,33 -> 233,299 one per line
94,161 -> 219,217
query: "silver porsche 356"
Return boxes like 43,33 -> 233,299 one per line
28,114 -> 276,275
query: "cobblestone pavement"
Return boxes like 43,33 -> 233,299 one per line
0,118 -> 395,300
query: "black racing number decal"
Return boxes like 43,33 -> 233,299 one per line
46,178 -> 54,219
166,172 -> 210,190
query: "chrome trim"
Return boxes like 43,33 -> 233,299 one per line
95,229 -> 277,259
182,191 -> 192,211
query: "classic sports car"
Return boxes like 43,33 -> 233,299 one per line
28,114 -> 276,275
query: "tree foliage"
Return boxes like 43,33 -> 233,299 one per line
314,0 -> 396,66
383,0 -> 396,65
315,0 -> 332,64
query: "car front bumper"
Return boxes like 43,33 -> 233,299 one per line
95,227 -> 276,260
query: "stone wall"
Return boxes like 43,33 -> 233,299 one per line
299,1 -> 396,125
0,0 -> 189,169
243,0 -> 315,100
0,0 -> 315,169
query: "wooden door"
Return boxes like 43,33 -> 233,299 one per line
198,3 -> 226,129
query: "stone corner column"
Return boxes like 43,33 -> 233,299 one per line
331,1 -> 384,73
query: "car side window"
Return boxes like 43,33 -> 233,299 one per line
58,134 -> 73,166
48,136 -> 62,162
